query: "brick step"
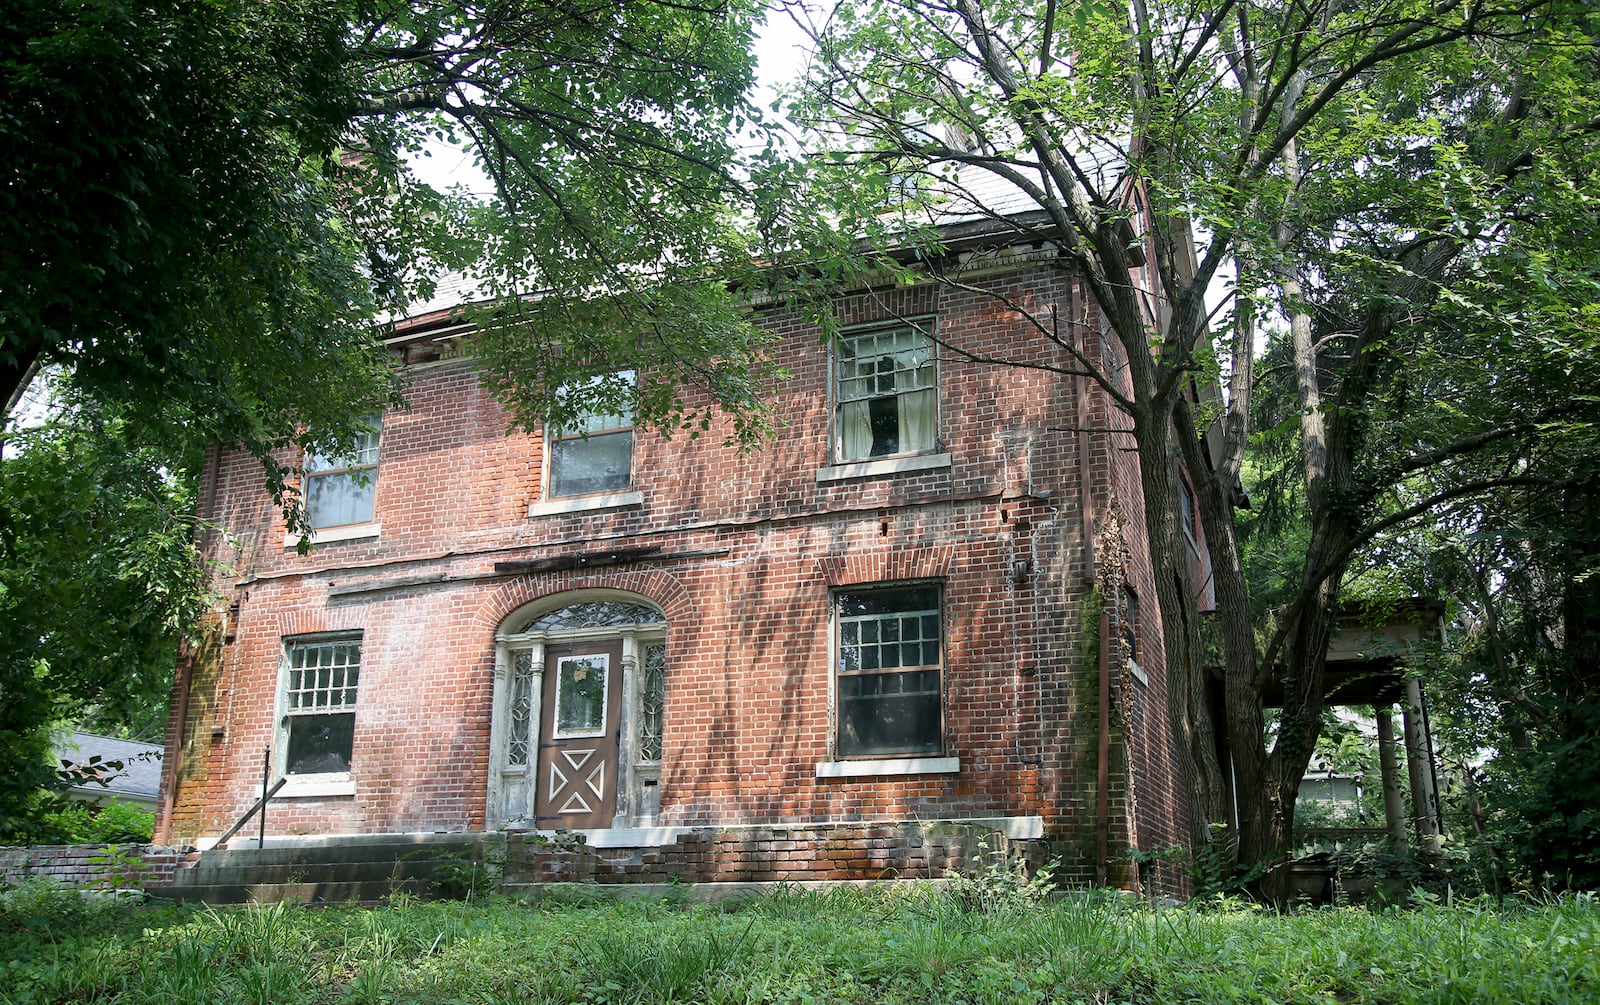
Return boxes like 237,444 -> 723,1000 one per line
193,832 -> 484,868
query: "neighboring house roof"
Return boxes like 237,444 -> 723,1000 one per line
57,731 -> 164,806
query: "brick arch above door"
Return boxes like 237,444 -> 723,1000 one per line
471,568 -> 695,638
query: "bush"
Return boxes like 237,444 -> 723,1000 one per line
33,799 -> 155,844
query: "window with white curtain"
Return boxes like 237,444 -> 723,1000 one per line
548,371 -> 634,497
304,417 -> 380,529
835,324 -> 936,461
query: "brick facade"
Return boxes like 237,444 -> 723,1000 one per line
158,262 -> 1196,896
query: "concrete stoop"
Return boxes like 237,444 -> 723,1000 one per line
151,833 -> 494,905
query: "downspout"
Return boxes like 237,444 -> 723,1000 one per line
1072,276 -> 1112,886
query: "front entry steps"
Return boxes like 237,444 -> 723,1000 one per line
152,833 -> 496,906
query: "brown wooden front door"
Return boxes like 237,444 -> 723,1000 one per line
534,641 -> 623,829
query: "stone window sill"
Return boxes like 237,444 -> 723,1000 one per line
529,490 -> 644,517
815,756 -> 960,779
284,522 -> 380,550
816,453 -> 951,483
276,776 -> 355,798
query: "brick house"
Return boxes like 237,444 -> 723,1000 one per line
155,227 -> 1214,894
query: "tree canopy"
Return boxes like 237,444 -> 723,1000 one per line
0,0 -> 788,829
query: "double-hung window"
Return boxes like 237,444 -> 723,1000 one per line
549,372 -> 634,498
836,586 -> 944,757
281,636 -> 361,777
835,324 -> 936,461
304,418 -> 380,529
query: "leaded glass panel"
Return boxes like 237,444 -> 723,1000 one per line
516,601 -> 664,634
640,644 -> 666,763
507,650 -> 535,767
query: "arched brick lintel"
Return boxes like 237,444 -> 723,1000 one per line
275,606 -> 368,639
816,545 -> 957,587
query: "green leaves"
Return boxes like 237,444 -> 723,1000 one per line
0,394 -> 212,838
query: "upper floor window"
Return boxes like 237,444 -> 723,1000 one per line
835,323 -> 936,462
281,636 -> 361,776
836,585 -> 944,758
304,418 -> 380,529
1178,477 -> 1199,555
549,372 -> 634,498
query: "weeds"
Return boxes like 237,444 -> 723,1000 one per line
0,878 -> 1596,1003
944,834 -> 1057,913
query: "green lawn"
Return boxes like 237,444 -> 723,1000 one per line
2,882 -> 1596,1004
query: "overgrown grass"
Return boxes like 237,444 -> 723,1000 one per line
1,879 -> 1595,1004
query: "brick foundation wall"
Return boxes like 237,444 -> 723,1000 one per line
0,844 -> 199,890
503,821 -> 1044,886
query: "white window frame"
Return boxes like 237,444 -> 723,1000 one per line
1120,586 -> 1148,687
546,371 -> 636,500
302,417 -> 381,531
1178,477 -> 1200,558
275,634 -> 362,795
831,583 -> 946,760
832,321 -> 939,463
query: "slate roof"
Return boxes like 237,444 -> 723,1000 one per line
57,731 -> 164,804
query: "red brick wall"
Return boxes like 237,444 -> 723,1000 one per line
161,264 -> 1191,889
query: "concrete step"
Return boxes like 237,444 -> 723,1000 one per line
155,833 -> 498,904
172,859 -> 453,886
153,878 -> 436,906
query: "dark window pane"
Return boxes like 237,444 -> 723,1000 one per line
839,684 -> 941,757
286,712 -> 355,774
839,588 -> 938,619
556,656 -> 608,735
867,396 -> 899,456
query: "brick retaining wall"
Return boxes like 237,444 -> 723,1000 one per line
0,844 -> 199,890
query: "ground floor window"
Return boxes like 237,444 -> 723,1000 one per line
836,585 -> 943,757
281,636 -> 361,775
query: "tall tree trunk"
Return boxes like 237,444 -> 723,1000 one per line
1133,400 -> 1230,853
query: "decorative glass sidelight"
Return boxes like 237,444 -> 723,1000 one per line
639,643 -> 666,763
507,651 -> 535,767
